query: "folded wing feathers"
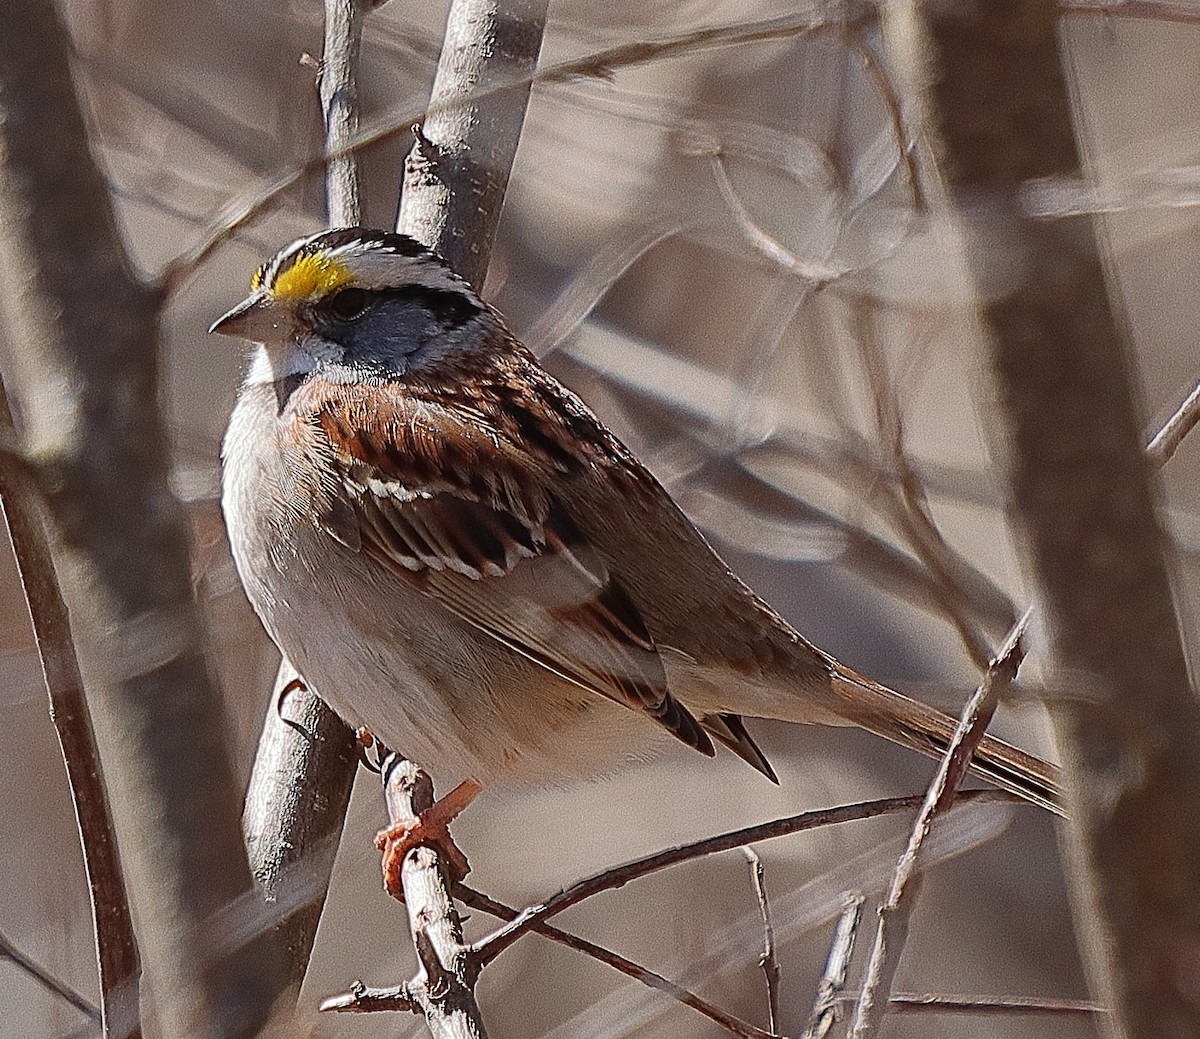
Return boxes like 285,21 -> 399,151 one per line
321,427 -> 715,756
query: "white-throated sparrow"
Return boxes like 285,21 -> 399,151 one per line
213,227 -> 1061,823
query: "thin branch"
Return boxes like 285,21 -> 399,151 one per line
0,385 -> 140,1037
1145,378 -> 1200,468
0,929 -> 100,1023
377,755 -> 488,1039
742,849 -> 782,1034
472,789 -> 1018,967
802,894 -> 864,1039
458,793 -> 1059,1039
525,797 -> 1015,1039
850,612 -> 1029,1037
839,991 -> 1105,1016
321,980 -> 421,1014
1060,0 -> 1200,25
456,887 -> 775,1039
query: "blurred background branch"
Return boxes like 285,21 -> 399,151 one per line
0,0 -> 284,1035
0,381 -> 141,1037
884,2 -> 1200,1036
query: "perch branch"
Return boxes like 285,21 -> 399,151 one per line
241,0 -> 366,989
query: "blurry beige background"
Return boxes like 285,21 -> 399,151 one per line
6,1 -> 1200,1036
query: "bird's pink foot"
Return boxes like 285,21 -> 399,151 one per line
374,779 -> 482,900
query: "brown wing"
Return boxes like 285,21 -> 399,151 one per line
310,385 -> 714,757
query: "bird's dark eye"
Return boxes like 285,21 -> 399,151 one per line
324,287 -> 369,322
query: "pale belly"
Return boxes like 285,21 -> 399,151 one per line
239,515 -> 674,790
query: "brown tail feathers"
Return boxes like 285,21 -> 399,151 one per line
829,661 -> 1063,816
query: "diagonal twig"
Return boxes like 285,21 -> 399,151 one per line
472,789 -> 1018,967
802,893 -> 864,1039
850,610 -> 1030,1037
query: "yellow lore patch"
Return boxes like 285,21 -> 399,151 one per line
265,251 -> 354,301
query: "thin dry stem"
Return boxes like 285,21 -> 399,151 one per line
1145,378 -> 1200,468
803,894 -> 864,1039
742,849 -> 782,1034
850,612 -> 1029,1037
840,991 -> 1104,1016
472,789 -> 1017,967
458,887 -> 775,1039
0,929 -> 101,1024
165,4 -> 858,287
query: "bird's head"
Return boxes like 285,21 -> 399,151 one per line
210,227 -> 489,382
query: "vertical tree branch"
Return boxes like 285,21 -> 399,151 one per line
397,0 -> 550,283
0,1 -> 284,1035
382,757 -> 488,1039
320,0 -> 365,223
886,5 -> 1200,1036
240,0 -> 366,988
242,664 -> 357,984
237,0 -> 364,988
0,385 -> 140,1038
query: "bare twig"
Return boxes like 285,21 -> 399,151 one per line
473,789 -> 1017,966
321,980 -> 421,1014
533,797 -> 1014,1039
850,612 -> 1029,1037
0,929 -> 100,1024
1145,378 -> 1200,468
742,849 -> 782,1034
1060,0 -> 1200,26
803,894 -> 864,1039
840,991 -> 1104,1016
375,755 -> 488,1038
456,887 -> 775,1039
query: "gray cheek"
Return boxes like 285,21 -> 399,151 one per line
338,299 -> 477,371
347,298 -> 447,360
338,301 -> 476,374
